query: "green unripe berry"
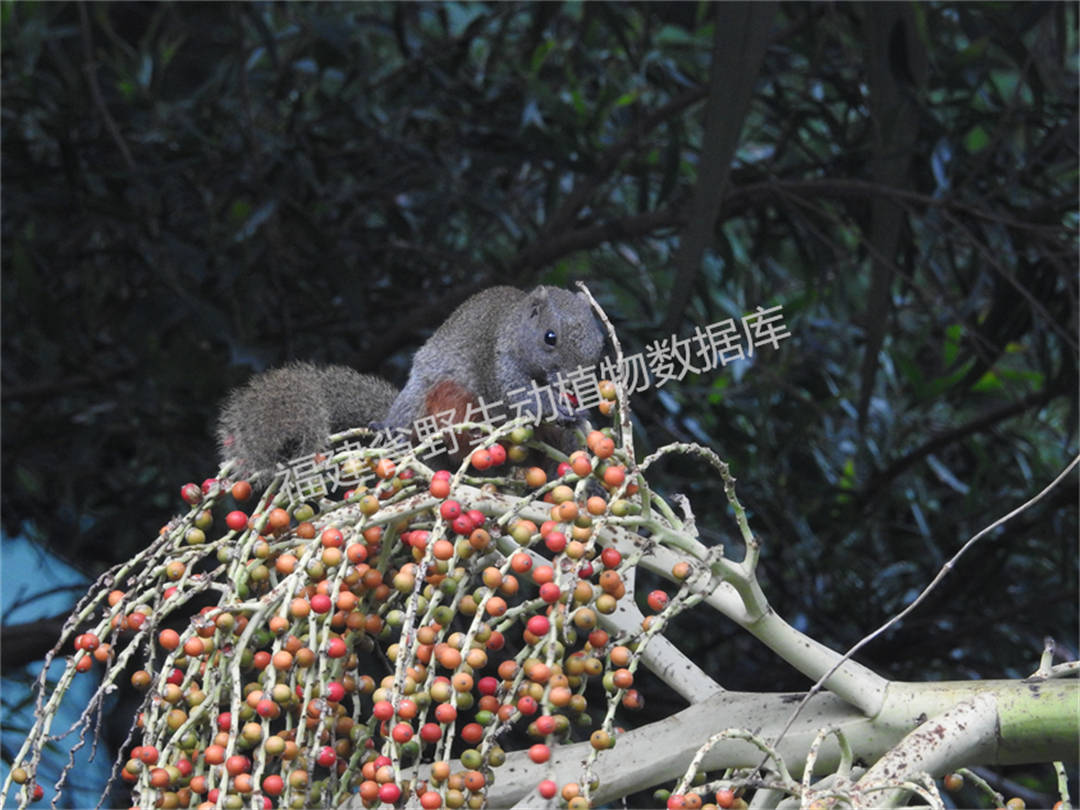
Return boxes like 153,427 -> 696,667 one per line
439,577 -> 458,597
509,426 -> 532,445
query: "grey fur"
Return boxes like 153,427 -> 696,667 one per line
383,285 -> 605,431
217,361 -> 399,479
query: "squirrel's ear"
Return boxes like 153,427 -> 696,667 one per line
527,285 -> 550,319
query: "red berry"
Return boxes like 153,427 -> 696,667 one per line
420,722 -> 442,743
378,783 -> 401,804
391,723 -> 413,743
420,790 -> 443,809
466,509 -> 486,528
225,754 -> 250,775
477,676 -> 498,696
125,611 -> 146,630
256,699 -> 277,718
439,500 -> 462,521
325,681 -> 345,702
539,582 -> 561,603
225,510 -> 248,532
517,695 -> 538,715
528,743 -> 550,763
310,594 -> 332,614
460,722 -> 484,743
327,637 -> 347,658
647,590 -> 670,611
588,629 -> 609,648
471,449 -> 492,470
668,795 -> 688,810
372,700 -> 394,721
488,444 -> 507,465
434,703 -> 457,724
556,462 -> 572,477
538,779 -> 558,799
601,547 -> 621,568
316,746 -> 337,768
320,528 -> 344,547
452,514 -> 475,535
262,774 -> 284,796
180,483 -> 202,505
715,788 -> 735,808
526,615 -> 550,636
544,531 -> 567,553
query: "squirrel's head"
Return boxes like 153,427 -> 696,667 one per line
509,286 -> 605,420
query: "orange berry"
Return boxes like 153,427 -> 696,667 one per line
266,508 -> 291,533
525,467 -> 547,488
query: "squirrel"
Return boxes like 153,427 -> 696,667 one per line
381,285 -> 605,454
216,361 -> 399,480
215,285 -> 604,477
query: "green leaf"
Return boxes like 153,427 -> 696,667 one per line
895,353 -> 925,390
530,40 -> 555,74
654,24 -> 697,48
922,357 -> 975,399
943,323 -> 964,366
970,371 -> 1003,393
964,125 -> 990,153
837,457 -> 856,497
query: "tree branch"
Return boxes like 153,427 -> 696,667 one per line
78,4 -> 135,172
661,2 -> 776,335
864,388 -> 1059,501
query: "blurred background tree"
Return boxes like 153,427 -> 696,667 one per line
2,3 -> 1076,806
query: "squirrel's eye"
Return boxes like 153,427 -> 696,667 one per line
544,330 -> 557,346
